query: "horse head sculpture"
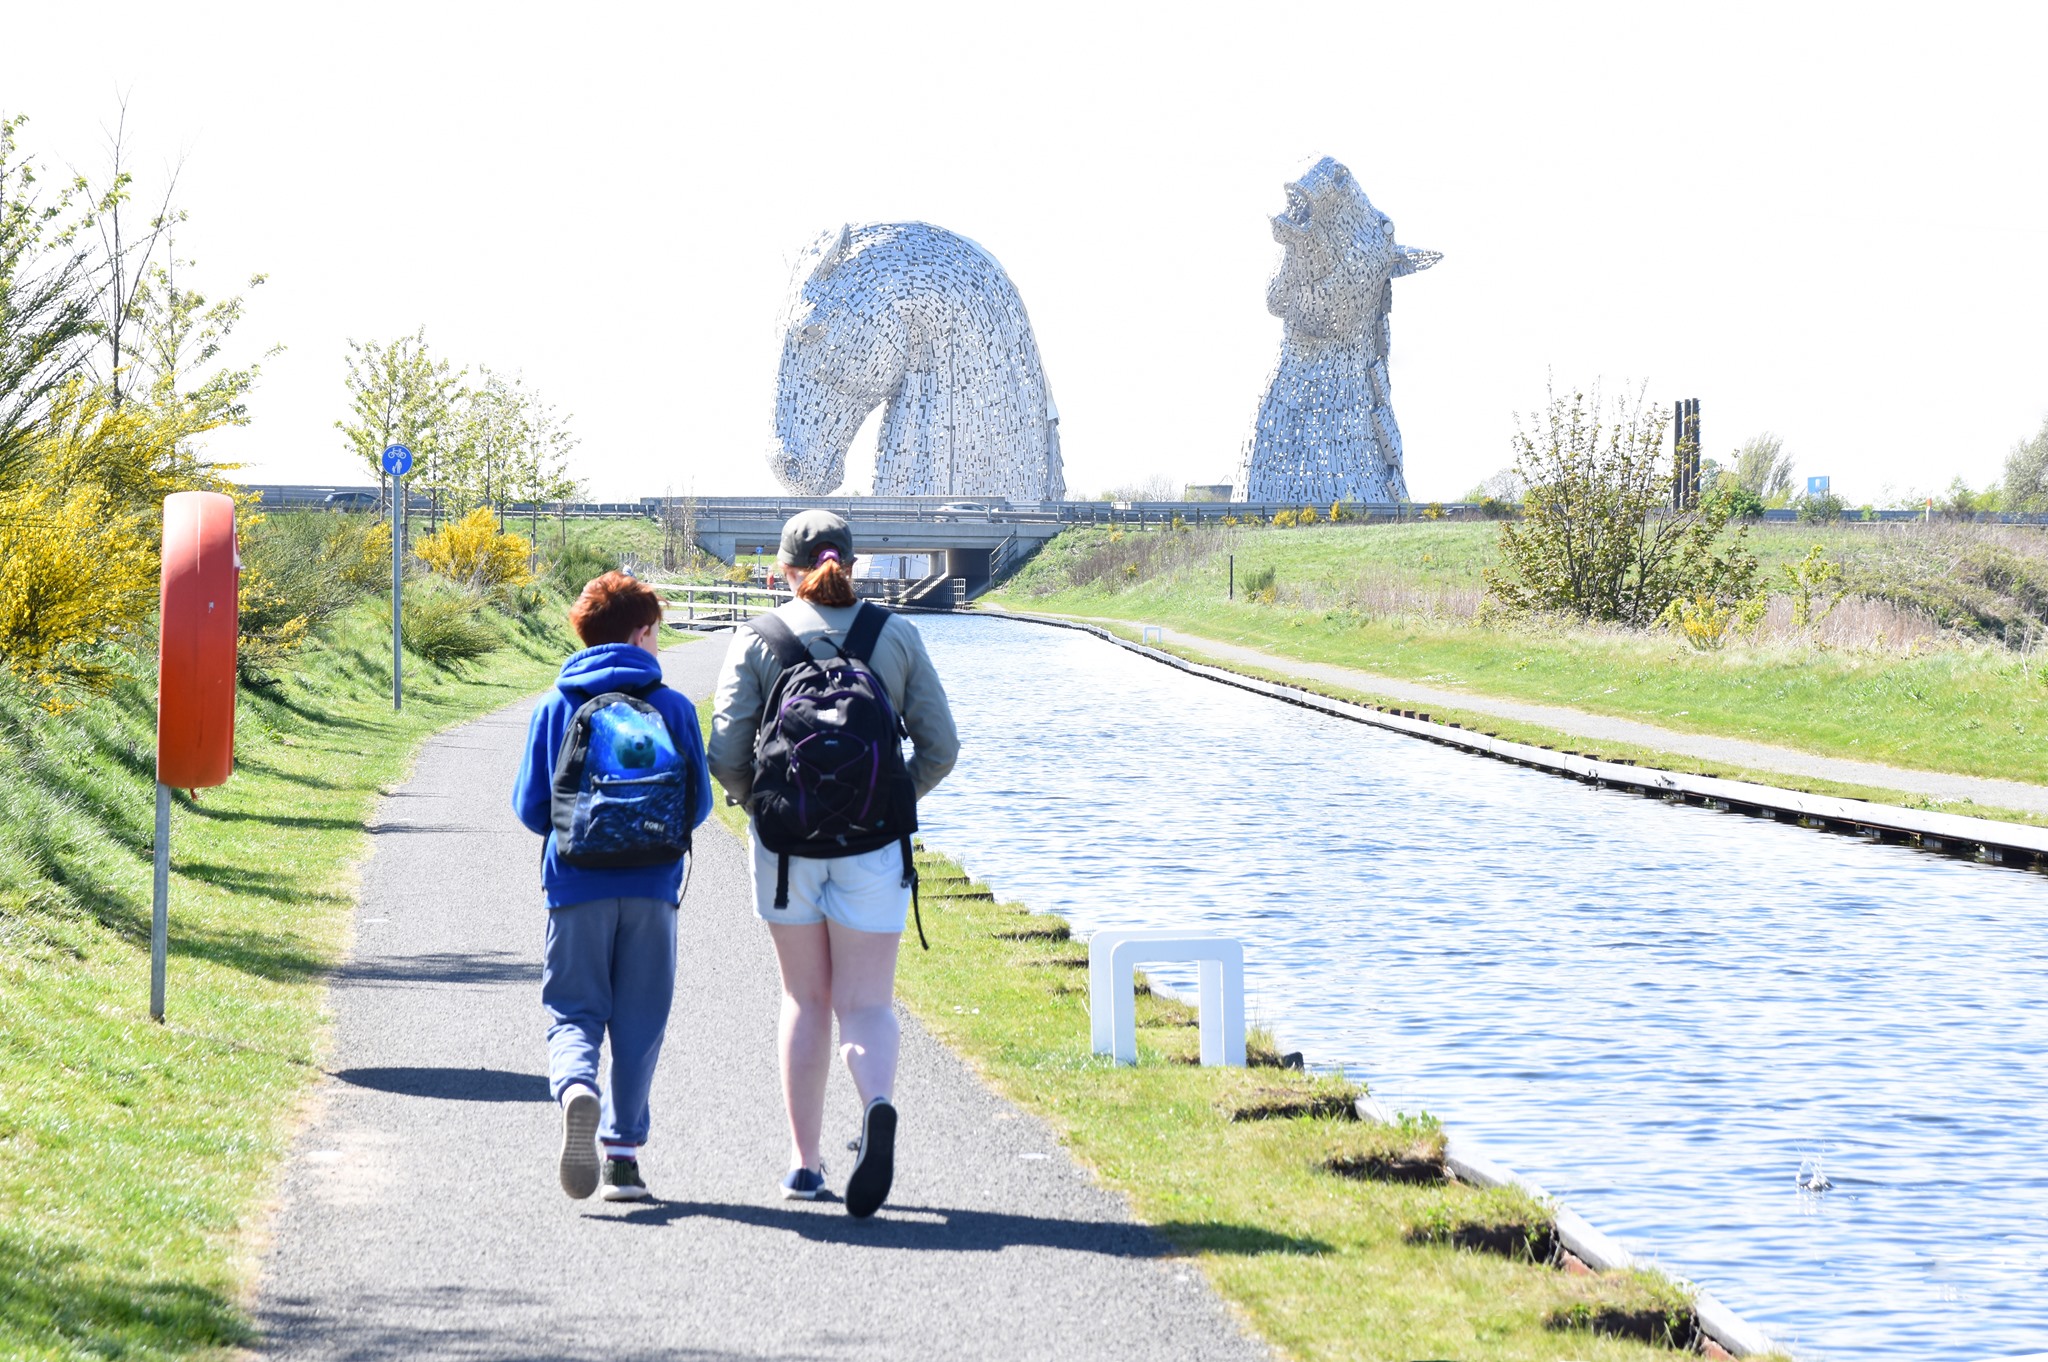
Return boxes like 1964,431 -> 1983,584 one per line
771,222 -> 1064,501
1237,158 -> 1440,504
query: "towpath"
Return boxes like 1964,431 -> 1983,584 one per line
1002,611 -> 2048,819
253,634 -> 1267,1362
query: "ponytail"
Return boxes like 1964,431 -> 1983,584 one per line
795,552 -> 857,608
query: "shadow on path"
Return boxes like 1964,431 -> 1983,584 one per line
331,1066 -> 551,1103
597,1199 -> 1330,1258
334,951 -> 537,988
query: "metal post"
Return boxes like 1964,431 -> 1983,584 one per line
150,781 -> 170,1022
1228,554 -> 1235,601
391,476 -> 404,711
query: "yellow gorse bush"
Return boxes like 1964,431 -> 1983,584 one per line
0,482 -> 158,696
413,508 -> 535,590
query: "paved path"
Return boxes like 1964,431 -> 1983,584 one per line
1024,612 -> 2048,818
254,635 -> 1267,1362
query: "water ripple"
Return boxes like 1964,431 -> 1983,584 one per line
915,614 -> 2048,1361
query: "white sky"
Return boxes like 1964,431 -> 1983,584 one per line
11,1 -> 2047,504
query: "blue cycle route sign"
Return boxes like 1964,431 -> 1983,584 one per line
381,444 -> 414,477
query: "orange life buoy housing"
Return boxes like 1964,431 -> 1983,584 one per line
156,491 -> 239,788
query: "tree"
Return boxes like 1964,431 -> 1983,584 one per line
460,367 -> 532,524
1484,384 -> 1758,625
0,113 -> 96,487
2005,417 -> 2048,513
505,389 -> 579,538
132,247 -> 275,429
336,329 -> 463,512
1732,433 -> 1796,505
78,98 -> 183,408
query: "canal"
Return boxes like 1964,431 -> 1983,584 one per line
914,613 -> 2048,1361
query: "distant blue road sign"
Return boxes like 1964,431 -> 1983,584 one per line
1807,475 -> 1831,495
381,444 -> 414,477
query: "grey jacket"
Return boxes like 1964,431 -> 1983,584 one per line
708,600 -> 959,808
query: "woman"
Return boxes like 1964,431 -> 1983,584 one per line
707,510 -> 959,1217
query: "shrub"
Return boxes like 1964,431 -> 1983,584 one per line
1272,509 -> 1297,528
0,481 -> 156,696
1783,545 -> 1843,628
1296,505 -> 1319,526
331,516 -> 394,592
1328,500 -> 1345,523
400,582 -> 501,666
1797,490 -> 1845,524
1485,385 -> 1760,625
1720,485 -> 1766,521
1240,564 -> 1277,603
544,539 -> 616,595
414,508 -> 535,591
1659,590 -> 1765,650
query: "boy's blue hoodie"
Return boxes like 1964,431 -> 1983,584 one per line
512,643 -> 714,909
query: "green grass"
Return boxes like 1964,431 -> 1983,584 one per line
991,522 -> 2048,791
0,594 -> 578,1360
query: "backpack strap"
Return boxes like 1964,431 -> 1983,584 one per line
747,612 -> 810,671
840,601 -> 891,664
901,836 -> 927,951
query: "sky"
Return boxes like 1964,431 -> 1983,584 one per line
9,1 -> 2047,505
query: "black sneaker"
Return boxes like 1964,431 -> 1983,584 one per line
845,1097 -> 896,1219
558,1089 -> 601,1200
600,1157 -> 649,1202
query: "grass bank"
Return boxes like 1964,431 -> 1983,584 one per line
988,522 -> 2048,796
689,743 -> 1769,1359
0,594 -> 575,1360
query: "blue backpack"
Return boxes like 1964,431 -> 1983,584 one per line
549,683 -> 694,868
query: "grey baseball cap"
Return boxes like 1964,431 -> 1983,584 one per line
776,509 -> 855,567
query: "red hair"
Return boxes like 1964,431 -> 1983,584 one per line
570,571 -> 662,646
795,549 -> 856,608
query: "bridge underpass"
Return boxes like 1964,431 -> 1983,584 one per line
693,512 -> 1063,599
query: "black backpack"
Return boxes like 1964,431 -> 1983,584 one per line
747,603 -> 925,946
549,683 -> 695,869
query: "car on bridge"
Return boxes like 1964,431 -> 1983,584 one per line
323,490 -> 380,512
933,501 -> 995,521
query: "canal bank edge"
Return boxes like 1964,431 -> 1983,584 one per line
978,606 -> 2048,872
971,605 -> 1817,1357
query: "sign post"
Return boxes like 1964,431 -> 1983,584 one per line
155,491 -> 240,1021
382,444 -> 414,712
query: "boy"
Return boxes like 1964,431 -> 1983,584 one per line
512,571 -> 712,1201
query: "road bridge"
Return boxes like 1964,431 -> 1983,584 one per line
692,509 -> 1060,597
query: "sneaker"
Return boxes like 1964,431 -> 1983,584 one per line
844,1097 -> 897,1219
781,1164 -> 828,1201
558,1089 -> 601,1200
600,1157 -> 650,1202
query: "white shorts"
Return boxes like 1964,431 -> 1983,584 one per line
749,827 -> 911,935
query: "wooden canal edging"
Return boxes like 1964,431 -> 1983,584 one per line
982,607 -> 2048,871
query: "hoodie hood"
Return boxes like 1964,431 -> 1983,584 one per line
556,644 -> 665,702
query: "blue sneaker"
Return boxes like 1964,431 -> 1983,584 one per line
781,1164 -> 828,1201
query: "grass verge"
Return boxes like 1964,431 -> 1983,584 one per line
0,594 -> 576,1361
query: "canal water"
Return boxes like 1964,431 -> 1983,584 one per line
913,614 -> 2048,1361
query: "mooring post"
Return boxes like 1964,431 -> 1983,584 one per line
150,781 -> 170,1023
